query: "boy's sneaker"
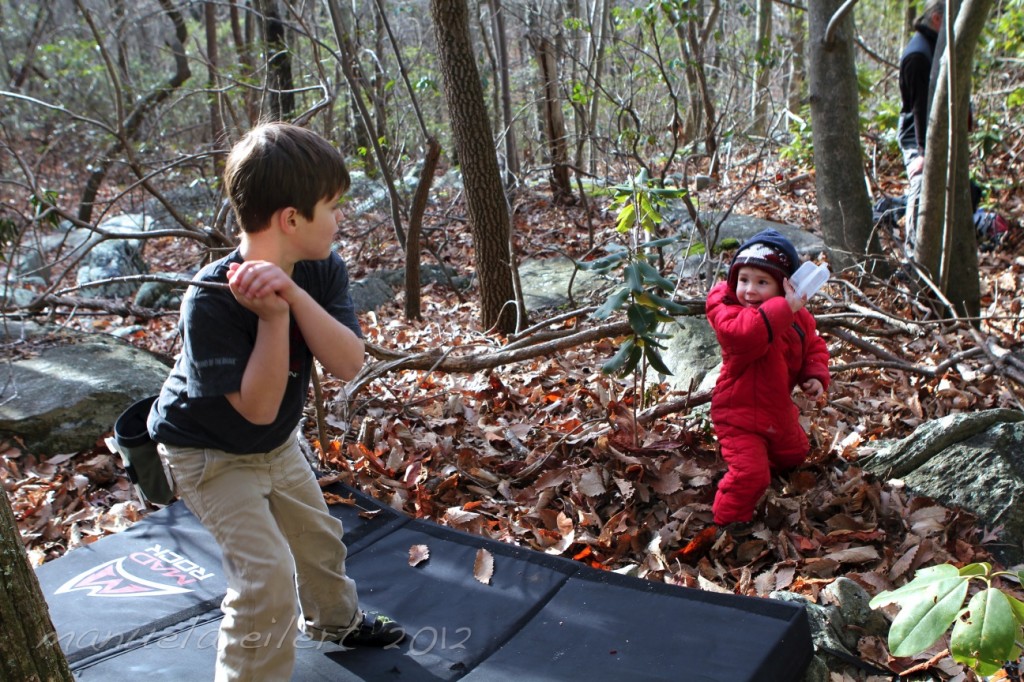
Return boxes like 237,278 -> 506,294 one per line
341,611 -> 405,648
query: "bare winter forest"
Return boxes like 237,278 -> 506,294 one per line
2,1 -> 1024,679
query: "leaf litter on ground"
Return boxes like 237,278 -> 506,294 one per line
4,155 -> 1024,680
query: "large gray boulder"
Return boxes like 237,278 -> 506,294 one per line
859,409 -> 1024,564
517,257 -> 614,312
773,577 -> 889,682
75,214 -> 154,298
0,321 -> 170,454
667,212 -> 828,281
649,316 -> 720,392
349,276 -> 397,314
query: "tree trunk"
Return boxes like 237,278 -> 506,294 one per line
807,0 -> 874,271
689,1 -> 721,176
751,0 -> 773,137
10,3 -> 53,92
254,0 -> 294,120
405,137 -> 441,321
787,6 -> 806,116
487,0 -> 520,188
915,0 -> 990,318
904,0 -> 916,39
663,0 -> 721,175
429,0 -> 519,334
664,1 -> 703,144
527,8 -> 573,205
205,1 -> 226,177
0,491 -> 74,682
325,0 -> 404,245
76,0 -> 191,224
585,0 -> 610,176
229,0 -> 258,125
369,7 -> 390,165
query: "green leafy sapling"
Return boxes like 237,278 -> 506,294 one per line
580,237 -> 691,378
577,170 -> 693,380
869,562 -> 1024,676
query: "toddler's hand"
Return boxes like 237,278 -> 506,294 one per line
783,277 -> 807,313
801,378 -> 824,400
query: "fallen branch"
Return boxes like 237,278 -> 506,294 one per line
908,261 -> 1024,409
636,388 -> 712,425
30,294 -> 165,319
349,321 -> 633,398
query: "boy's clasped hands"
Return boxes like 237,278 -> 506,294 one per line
228,260 -> 292,318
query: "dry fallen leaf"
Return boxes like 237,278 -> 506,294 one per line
409,544 -> 430,567
473,548 -> 494,585
675,525 -> 717,565
823,546 -> 880,565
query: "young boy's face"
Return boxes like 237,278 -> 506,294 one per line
294,192 -> 344,261
735,265 -> 782,308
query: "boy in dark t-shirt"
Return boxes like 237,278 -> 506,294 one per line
149,122 -> 403,681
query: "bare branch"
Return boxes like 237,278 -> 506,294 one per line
52,275 -> 228,297
824,0 -> 859,46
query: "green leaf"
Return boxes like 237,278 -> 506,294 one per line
576,251 -> 628,273
624,262 -> 644,293
1007,594 -> 1024,625
648,187 -> 688,199
641,235 -> 682,250
593,287 -> 630,320
644,344 -> 673,376
680,241 -> 707,257
887,575 -> 969,658
622,343 -> 643,376
636,260 -> 676,291
647,327 -> 674,338
615,202 -> 636,233
637,194 -> 663,232
604,340 -> 643,377
602,337 -> 636,375
627,304 -> 657,337
870,564 -> 961,609
950,588 -> 1019,672
959,563 -> 991,577
641,291 -> 692,316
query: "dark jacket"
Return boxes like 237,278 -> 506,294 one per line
898,27 -> 938,158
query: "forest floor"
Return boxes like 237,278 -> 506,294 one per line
3,151 -> 1024,681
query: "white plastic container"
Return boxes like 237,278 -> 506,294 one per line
790,261 -> 830,299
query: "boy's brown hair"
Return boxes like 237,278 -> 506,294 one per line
223,122 -> 350,233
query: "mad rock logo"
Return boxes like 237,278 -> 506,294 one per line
55,544 -> 216,598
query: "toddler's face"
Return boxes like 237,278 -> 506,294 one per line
735,266 -> 781,308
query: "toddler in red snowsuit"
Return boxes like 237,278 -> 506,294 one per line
706,229 -> 830,526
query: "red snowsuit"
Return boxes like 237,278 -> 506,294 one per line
706,281 -> 830,525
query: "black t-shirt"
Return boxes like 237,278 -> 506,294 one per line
148,250 -> 362,454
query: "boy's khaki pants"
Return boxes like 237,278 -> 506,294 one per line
160,433 -> 360,681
